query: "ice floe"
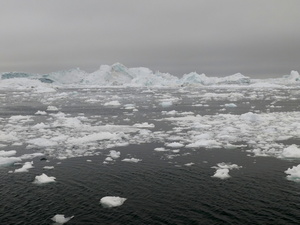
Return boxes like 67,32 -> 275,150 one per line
14,161 -> 34,173
285,165 -> 300,182
212,163 -> 242,179
281,145 -> 300,158
122,158 -> 142,163
51,214 -> 74,224
33,173 -> 56,184
100,196 -> 127,208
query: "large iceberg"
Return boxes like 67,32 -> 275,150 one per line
0,63 -> 299,87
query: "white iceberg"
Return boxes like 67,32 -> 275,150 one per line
100,196 -> 127,208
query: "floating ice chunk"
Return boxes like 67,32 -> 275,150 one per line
224,103 -> 237,107
51,214 -> 74,224
133,122 -> 155,128
27,138 -> 57,147
212,162 -> 241,179
0,150 -> 16,157
105,157 -> 113,162
185,140 -> 221,148
47,106 -> 59,111
285,164 -> 300,182
32,122 -> 49,129
165,142 -> 184,148
35,86 -> 56,93
14,161 -> 34,173
35,110 -> 47,115
212,168 -> 230,179
160,101 -> 173,107
33,173 -> 56,184
154,147 -> 169,152
109,150 -> 120,159
67,132 -> 118,145
281,145 -> 300,158
104,100 -> 121,106
122,158 -> 142,163
43,166 -> 54,170
0,156 -> 21,167
100,196 -> 127,208
240,112 -> 261,123
20,152 -> 44,160
215,162 -> 242,170
0,131 -> 19,142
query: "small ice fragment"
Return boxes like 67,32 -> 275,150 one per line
166,142 -> 184,148
0,150 -> 17,157
51,214 -> 74,224
105,157 -> 113,162
100,196 -> 127,208
104,100 -> 121,106
154,147 -> 168,152
224,103 -> 237,107
212,168 -> 230,179
35,110 -> 47,115
33,173 -> 56,184
14,161 -> 34,173
282,145 -> 300,158
285,164 -> 300,182
160,101 -> 173,107
43,166 -> 54,170
46,106 -> 59,111
108,150 -> 120,159
121,158 -> 142,163
133,122 -> 155,128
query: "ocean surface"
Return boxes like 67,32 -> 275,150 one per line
1,87 -> 300,224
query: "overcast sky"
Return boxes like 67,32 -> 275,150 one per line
1,0 -> 300,78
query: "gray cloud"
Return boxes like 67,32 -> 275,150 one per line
1,0 -> 300,77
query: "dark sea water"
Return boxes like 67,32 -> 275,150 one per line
1,87 -> 300,224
